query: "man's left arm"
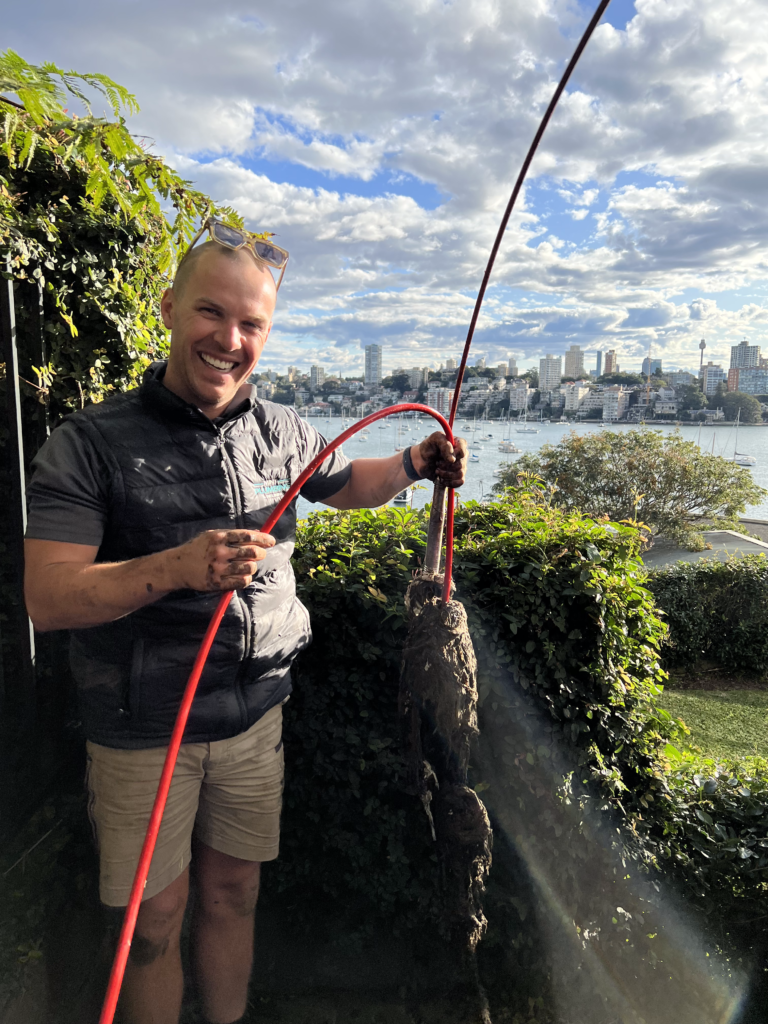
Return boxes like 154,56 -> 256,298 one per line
324,433 -> 467,510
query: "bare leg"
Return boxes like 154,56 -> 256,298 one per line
191,840 -> 261,1024
119,867 -> 190,1024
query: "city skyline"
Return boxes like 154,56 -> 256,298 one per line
7,1 -> 768,381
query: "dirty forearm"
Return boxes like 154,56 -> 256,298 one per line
25,549 -> 177,632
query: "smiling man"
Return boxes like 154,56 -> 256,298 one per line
23,230 -> 466,1024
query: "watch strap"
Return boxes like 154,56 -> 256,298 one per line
402,446 -> 424,481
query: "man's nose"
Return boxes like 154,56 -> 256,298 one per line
214,320 -> 241,351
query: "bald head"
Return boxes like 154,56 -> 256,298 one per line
173,240 -> 277,306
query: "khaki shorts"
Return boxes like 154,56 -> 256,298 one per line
85,704 -> 284,907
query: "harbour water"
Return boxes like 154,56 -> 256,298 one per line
296,415 -> 768,521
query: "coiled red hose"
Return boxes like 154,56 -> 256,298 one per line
98,402 -> 453,1024
99,0 -> 612,1012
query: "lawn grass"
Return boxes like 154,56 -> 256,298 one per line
657,689 -> 768,761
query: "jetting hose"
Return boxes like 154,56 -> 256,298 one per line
99,2 -> 611,1016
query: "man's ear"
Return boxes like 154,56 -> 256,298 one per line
160,288 -> 174,329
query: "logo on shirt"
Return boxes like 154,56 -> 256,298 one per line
254,477 -> 290,498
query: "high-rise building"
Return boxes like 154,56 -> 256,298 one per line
497,363 -> 509,378
603,350 -> 619,375
539,354 -> 562,390
445,357 -> 457,370
563,345 -> 585,379
475,356 -> 486,370
602,386 -> 629,421
642,358 -> 662,377
425,387 -> 454,416
595,351 -> 602,377
508,357 -> 518,377
508,381 -> 531,412
286,365 -> 298,382
699,362 -> 726,396
730,340 -> 760,370
364,344 -> 382,386
310,365 -> 325,388
408,367 -> 429,389
729,367 -> 768,395
563,383 -> 590,412
668,371 -> 695,388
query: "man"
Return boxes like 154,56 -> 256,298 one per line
24,225 -> 466,1024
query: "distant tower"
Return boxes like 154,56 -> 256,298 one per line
364,344 -> 382,386
595,351 -> 602,377
699,339 -> 706,373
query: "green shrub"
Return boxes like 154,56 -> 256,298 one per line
646,555 -> 768,672
275,497 -> 768,1017
278,497 -> 672,923
494,429 -> 766,549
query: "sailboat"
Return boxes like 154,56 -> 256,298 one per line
729,410 -> 756,466
498,410 -> 521,453
516,391 -> 539,434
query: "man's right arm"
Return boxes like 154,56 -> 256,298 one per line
24,529 -> 276,632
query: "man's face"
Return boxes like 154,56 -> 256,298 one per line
160,248 -> 276,418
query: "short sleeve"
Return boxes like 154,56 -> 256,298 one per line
25,420 -> 110,546
293,416 -> 353,503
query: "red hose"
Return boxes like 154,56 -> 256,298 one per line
99,402 -> 454,1024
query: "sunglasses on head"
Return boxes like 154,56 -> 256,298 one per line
183,218 -> 290,291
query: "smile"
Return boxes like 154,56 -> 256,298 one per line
200,352 -> 238,372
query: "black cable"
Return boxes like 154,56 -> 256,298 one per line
448,0 -> 614,427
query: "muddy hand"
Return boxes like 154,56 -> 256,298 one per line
167,529 -> 276,592
413,433 -> 468,487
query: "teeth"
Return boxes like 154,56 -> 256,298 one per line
201,353 -> 237,371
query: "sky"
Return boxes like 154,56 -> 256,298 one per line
5,0 -> 768,377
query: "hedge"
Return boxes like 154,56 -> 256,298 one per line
647,555 -> 768,673
270,495 -> 767,1019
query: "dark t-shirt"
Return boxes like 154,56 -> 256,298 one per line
26,391 -> 351,548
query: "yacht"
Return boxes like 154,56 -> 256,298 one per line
498,440 -> 521,453
392,488 -> 413,508
728,411 -> 757,467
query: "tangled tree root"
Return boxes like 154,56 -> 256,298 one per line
400,573 -> 493,1024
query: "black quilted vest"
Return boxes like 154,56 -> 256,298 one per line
65,365 -> 321,748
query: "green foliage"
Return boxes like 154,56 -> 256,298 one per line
277,497 -> 676,931
494,429 -> 766,549
380,372 -> 413,393
646,555 -> 768,671
0,50 -> 239,415
719,391 -> 763,423
679,384 -> 707,411
272,507 -> 440,929
596,371 -> 644,386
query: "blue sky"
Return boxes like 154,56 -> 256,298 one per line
5,0 -> 768,377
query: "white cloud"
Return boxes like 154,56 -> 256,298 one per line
4,0 -> 768,373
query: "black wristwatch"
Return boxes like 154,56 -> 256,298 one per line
402,446 -> 424,481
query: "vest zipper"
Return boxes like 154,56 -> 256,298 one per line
216,431 -> 245,528
216,429 -> 250,732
